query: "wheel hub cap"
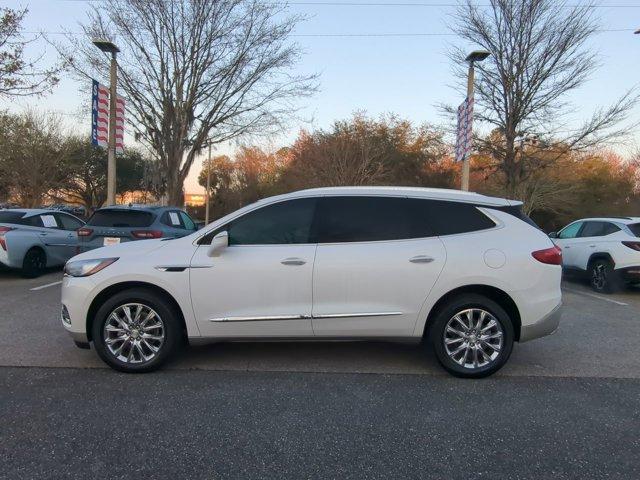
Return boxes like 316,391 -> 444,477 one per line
443,308 -> 504,369
103,303 -> 165,364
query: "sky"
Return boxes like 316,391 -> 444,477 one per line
2,0 -> 640,194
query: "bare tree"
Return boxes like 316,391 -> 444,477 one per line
0,111 -> 69,207
448,0 -> 638,198
61,0 -> 317,206
0,8 -> 60,98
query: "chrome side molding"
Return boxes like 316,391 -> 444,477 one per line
209,312 -> 402,322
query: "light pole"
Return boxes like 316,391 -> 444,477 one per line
93,39 -> 120,206
461,50 -> 490,191
205,143 -> 212,225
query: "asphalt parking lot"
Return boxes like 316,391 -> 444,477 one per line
1,268 -> 639,478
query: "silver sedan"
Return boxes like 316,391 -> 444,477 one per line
0,209 -> 85,277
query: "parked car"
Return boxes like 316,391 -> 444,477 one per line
61,187 -> 562,377
550,217 -> 640,293
77,205 -> 198,252
0,209 -> 85,277
45,204 -> 87,219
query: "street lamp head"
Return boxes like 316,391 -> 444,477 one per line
465,50 -> 491,63
92,38 -> 120,54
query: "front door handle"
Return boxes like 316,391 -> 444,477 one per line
410,255 -> 434,264
281,257 -> 306,266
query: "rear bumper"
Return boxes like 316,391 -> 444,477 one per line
519,303 -> 562,342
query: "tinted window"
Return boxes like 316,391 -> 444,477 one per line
493,205 -> 540,229
180,212 -> 196,231
558,222 -> 583,239
0,212 -> 26,224
87,210 -> 154,228
161,211 -> 185,229
56,214 -> 84,231
578,221 -> 619,238
426,200 -> 496,236
227,198 -> 316,245
629,223 -> 640,237
316,197 -> 433,243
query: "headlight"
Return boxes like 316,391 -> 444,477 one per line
64,258 -> 119,277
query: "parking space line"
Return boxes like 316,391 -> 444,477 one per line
30,281 -> 62,291
562,288 -> 628,306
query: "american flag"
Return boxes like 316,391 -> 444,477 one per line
91,80 -> 109,149
91,79 -> 126,153
455,96 -> 474,162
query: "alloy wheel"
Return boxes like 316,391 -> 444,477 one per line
443,308 -> 504,369
103,303 -> 165,364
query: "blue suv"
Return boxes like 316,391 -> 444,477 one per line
78,205 -> 198,252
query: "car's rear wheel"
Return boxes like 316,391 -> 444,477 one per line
92,288 -> 182,373
430,294 -> 514,378
589,258 -> 620,294
21,248 -> 46,278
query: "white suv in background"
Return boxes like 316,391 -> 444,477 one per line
551,217 -> 640,293
60,187 -> 562,378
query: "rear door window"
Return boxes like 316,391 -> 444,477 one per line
315,196 -> 433,243
578,221 -> 618,238
161,211 -> 185,229
87,210 -> 154,228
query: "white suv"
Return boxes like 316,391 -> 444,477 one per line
551,217 -> 640,293
61,187 -> 562,378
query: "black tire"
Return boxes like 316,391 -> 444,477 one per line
589,258 -> 620,294
21,248 -> 46,278
429,294 -> 514,379
92,288 -> 182,373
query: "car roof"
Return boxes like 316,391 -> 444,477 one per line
0,208 -> 53,217
574,217 -> 640,225
257,186 -> 520,207
94,205 -> 171,213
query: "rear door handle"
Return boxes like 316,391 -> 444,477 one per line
281,257 -> 306,266
410,255 -> 434,264
589,244 -> 596,248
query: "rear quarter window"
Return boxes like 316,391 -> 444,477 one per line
87,210 -> 154,228
425,200 -> 496,236
628,223 -> 640,237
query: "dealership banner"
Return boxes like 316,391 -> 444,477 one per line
455,96 -> 474,162
115,95 -> 125,154
91,79 -> 109,149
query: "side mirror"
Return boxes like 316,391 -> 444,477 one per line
548,231 -> 558,239
207,231 -> 228,257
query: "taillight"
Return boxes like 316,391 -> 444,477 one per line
532,246 -> 562,265
622,241 -> 640,252
0,226 -> 13,251
132,230 -> 163,239
77,227 -> 93,237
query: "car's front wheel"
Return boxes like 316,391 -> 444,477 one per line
430,294 -> 514,378
92,288 -> 182,373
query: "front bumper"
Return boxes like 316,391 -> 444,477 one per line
519,303 -> 562,342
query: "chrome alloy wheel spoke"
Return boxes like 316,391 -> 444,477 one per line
443,308 -> 504,369
103,303 -> 165,364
